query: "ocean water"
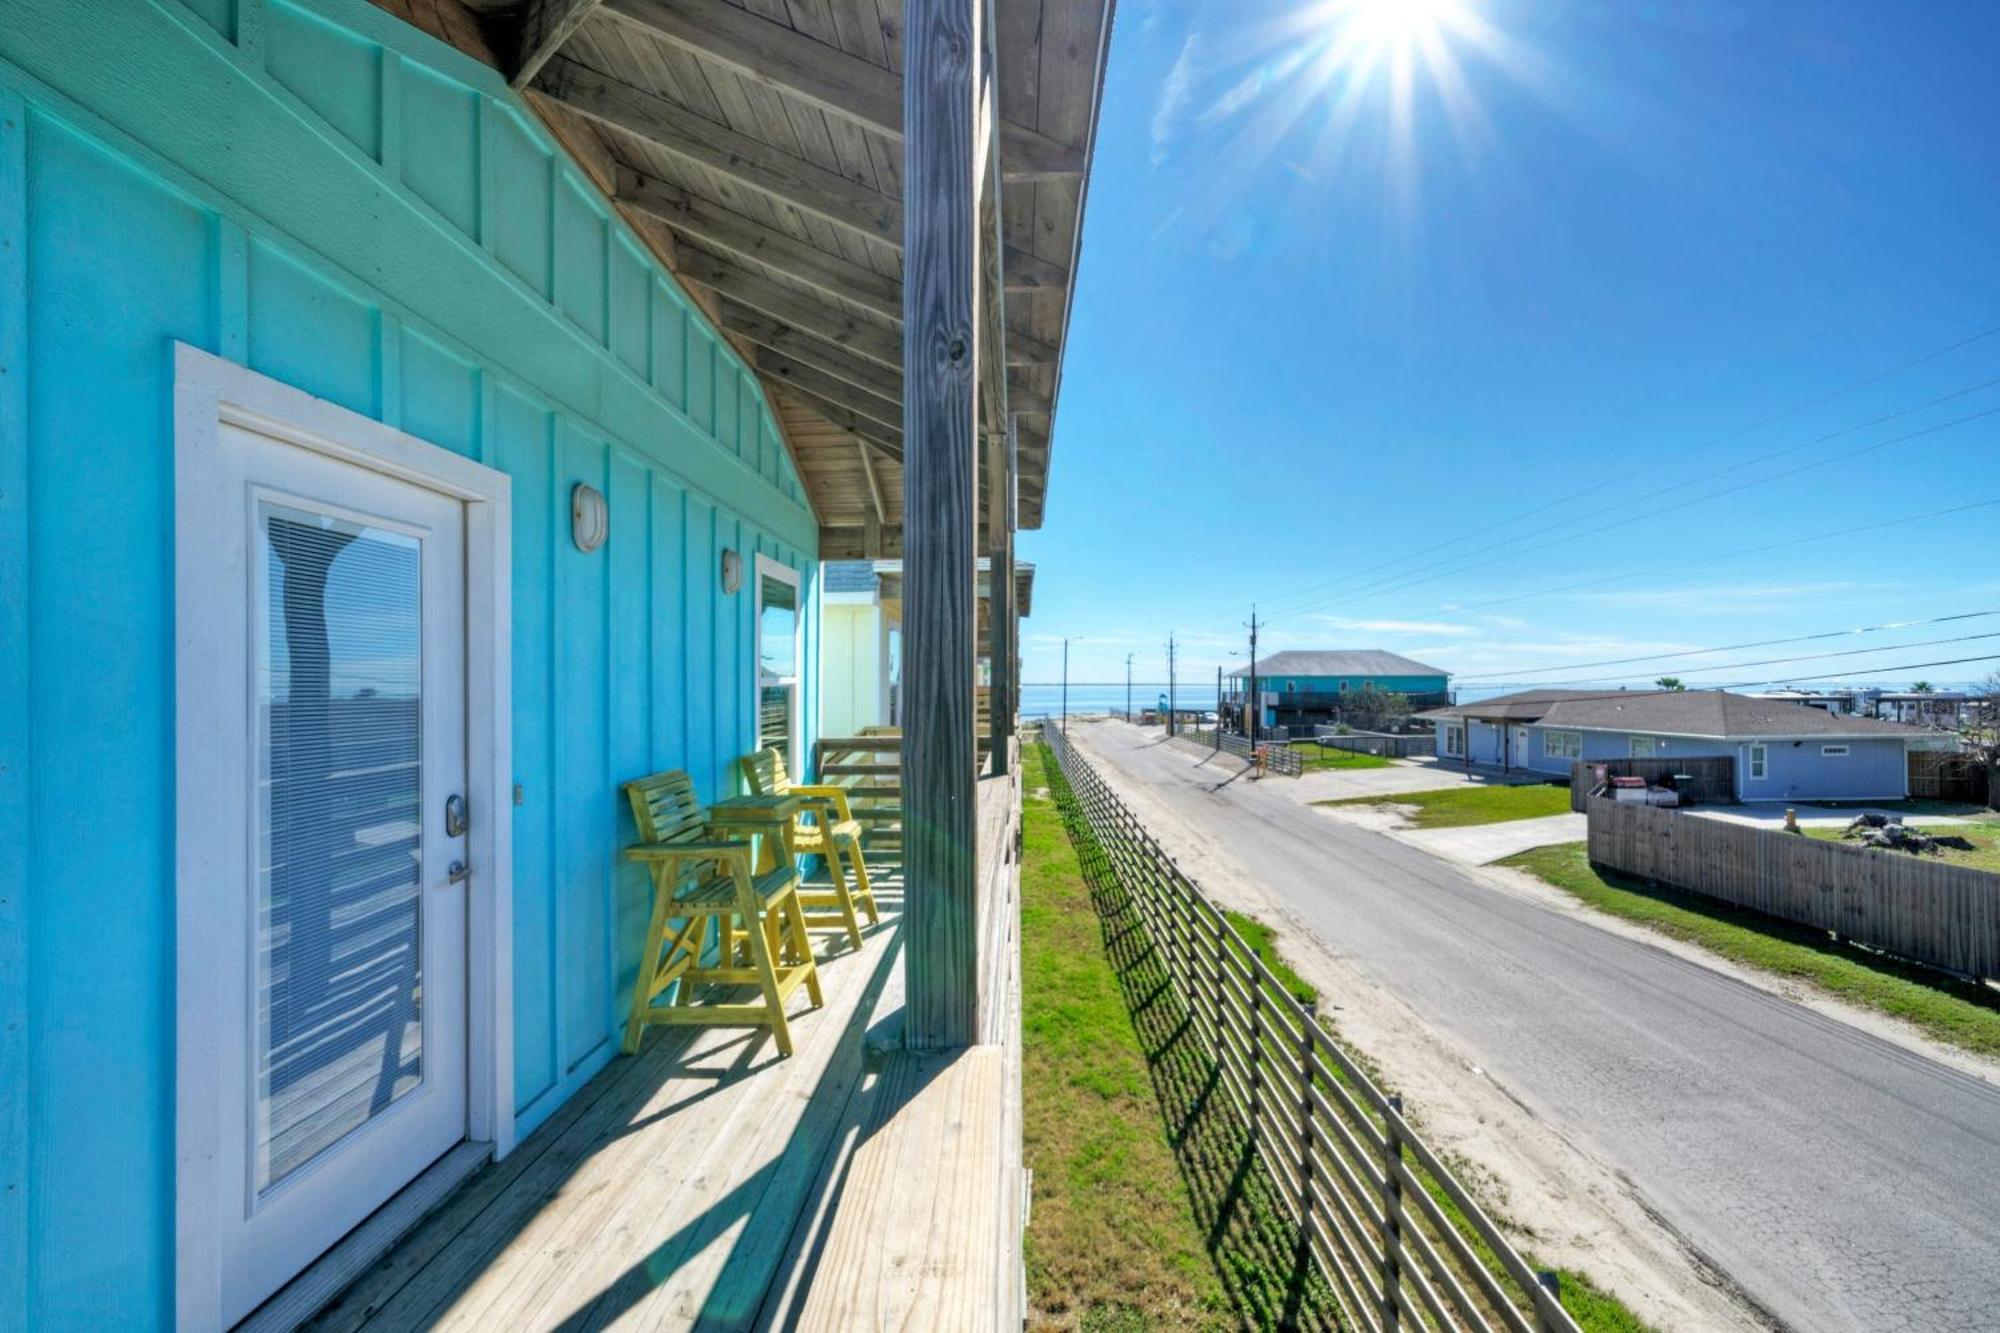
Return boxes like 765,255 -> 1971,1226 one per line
1019,682 -> 1218,717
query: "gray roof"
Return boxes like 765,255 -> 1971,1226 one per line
822,560 -> 879,594
1229,650 -> 1450,680
1423,688 -> 1606,723
1540,690 -> 1925,738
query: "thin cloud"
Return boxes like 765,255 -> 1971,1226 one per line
1150,27 -> 1201,167
1308,614 -> 1475,636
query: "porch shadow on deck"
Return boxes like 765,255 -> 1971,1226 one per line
292,869 -> 998,1332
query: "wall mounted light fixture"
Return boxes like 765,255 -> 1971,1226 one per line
720,547 -> 742,594
571,483 -> 608,553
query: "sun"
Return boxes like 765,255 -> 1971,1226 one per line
1335,0 -> 1467,53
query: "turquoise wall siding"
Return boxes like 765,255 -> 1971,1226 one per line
0,2 -> 819,1325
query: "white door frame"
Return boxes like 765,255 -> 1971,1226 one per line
753,552 -> 803,775
171,344 -> 514,1331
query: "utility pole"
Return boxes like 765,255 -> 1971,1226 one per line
1167,634 -> 1177,737
1125,652 -> 1134,722
1215,665 -> 1223,752
1245,605 -> 1260,741
1061,637 -> 1069,736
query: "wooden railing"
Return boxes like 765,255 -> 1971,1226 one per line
815,731 -> 905,861
1587,795 -> 2000,980
1044,722 -> 1579,1333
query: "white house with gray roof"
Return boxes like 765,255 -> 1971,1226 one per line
1424,688 -> 1932,801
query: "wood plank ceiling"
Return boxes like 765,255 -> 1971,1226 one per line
372,0 -> 1116,559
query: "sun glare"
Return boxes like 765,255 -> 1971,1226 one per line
1337,0 -> 1464,53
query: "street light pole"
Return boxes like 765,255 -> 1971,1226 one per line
1246,605 -> 1260,741
1061,637 -> 1069,736
1167,634 -> 1177,737
1125,652 -> 1134,723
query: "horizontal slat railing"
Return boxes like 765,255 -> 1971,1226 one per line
1177,727 -> 1305,777
1042,720 -> 1579,1333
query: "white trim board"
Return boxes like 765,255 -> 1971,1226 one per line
172,343 -> 514,1333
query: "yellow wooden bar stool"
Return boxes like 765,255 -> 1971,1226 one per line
620,770 -> 823,1057
739,747 -> 880,950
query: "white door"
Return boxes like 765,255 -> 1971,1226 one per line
188,420 -> 470,1325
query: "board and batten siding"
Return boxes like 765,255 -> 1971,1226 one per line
0,2 -> 818,1325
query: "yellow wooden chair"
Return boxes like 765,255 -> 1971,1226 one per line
620,770 -> 823,1057
739,747 -> 880,949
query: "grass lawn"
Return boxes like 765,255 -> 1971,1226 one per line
1317,782 -> 1573,828
1502,841 -> 2000,1060
1019,742 -> 1231,1330
1287,739 -> 1391,771
1802,817 -> 2000,873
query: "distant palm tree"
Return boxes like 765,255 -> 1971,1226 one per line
1911,680 -> 1935,693
1655,676 -> 1687,691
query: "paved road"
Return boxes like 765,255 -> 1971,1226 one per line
1075,724 -> 2000,1333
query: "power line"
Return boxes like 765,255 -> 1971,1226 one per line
1433,495 -> 2000,618
1263,391 -> 2000,624
1453,609 -> 2000,685
1181,320 -> 2000,631
1472,630 -> 2000,691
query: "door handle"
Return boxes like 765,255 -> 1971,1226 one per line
448,859 -> 471,886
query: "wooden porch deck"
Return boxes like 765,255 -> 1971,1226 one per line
297,835 -> 1023,1331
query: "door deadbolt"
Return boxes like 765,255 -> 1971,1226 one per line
445,793 -> 469,839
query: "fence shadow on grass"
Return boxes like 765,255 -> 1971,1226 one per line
1044,750 -> 1339,1332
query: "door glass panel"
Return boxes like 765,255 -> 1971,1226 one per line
758,571 -> 798,755
255,502 -> 425,1194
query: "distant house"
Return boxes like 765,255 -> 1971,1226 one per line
1422,688 -> 1931,800
1229,650 -> 1451,730
821,558 -> 1034,735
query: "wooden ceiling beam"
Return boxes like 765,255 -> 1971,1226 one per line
601,0 -> 1084,181
618,170 -> 903,317
677,245 -> 1056,369
676,249 -> 901,368
718,298 -> 1052,415
509,0 -> 603,88
539,55 -> 899,243
755,347 -> 901,434
767,384 -> 903,460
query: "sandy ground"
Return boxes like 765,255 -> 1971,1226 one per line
1085,725 -> 1773,1332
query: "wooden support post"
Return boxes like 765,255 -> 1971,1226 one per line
989,418 -> 1017,775
902,0 -> 982,1050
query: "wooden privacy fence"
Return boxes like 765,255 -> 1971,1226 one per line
1586,797 -> 2000,980
1567,756 -> 1736,812
1907,749 -> 1993,806
1045,723 -> 1578,1333
1178,728 -> 1305,776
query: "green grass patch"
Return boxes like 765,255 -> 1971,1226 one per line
1502,841 -> 2000,1059
1020,743 -> 1231,1330
1803,819 -> 2000,874
1317,782 -> 1573,828
1287,740 -> 1391,771
1222,911 -> 1319,1008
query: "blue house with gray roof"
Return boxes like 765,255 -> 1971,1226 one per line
1424,689 -> 1930,801
1229,649 -> 1451,730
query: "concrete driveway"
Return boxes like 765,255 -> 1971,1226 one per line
1390,811 -> 1588,864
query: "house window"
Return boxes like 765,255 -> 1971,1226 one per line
1629,735 -> 1656,758
1822,744 -> 1849,757
755,556 -> 801,773
1749,743 -> 1767,780
1545,729 -> 1581,759
1444,724 -> 1465,757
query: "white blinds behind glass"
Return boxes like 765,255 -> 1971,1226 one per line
255,503 -> 426,1193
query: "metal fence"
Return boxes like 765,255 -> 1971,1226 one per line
1178,728 -> 1305,777
1044,722 -> 1579,1333
1312,727 -> 1437,760
1587,796 -> 2000,980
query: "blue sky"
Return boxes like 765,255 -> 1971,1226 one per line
1020,0 -> 2000,692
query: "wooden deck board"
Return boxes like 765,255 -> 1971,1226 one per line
305,833 -> 1018,1333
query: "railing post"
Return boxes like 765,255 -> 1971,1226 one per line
1297,1005 -> 1315,1256
1380,1094 -> 1404,1331
1247,951 -> 1262,1161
